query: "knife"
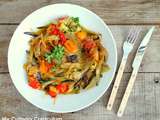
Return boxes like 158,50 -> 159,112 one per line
117,26 -> 155,117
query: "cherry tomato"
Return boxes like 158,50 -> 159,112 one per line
56,83 -> 69,94
29,76 -> 41,89
47,24 -> 60,35
59,32 -> 66,45
52,28 -> 59,35
83,39 -> 96,50
48,86 -> 58,97
48,91 -> 57,97
47,24 -> 56,34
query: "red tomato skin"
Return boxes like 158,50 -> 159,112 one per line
52,28 -> 59,35
48,91 -> 57,97
56,83 -> 68,93
83,40 -> 96,50
58,32 -> 66,45
29,79 -> 41,89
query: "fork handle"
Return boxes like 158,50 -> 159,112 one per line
107,56 -> 127,110
117,68 -> 138,117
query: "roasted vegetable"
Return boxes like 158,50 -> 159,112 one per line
76,31 -> 87,41
24,32 -> 38,37
62,79 -> 75,83
36,72 -> 42,81
80,70 -> 95,89
66,55 -> 78,63
64,40 -> 78,53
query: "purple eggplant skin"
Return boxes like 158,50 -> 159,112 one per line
67,55 -> 78,63
81,70 -> 96,89
24,32 -> 38,37
36,72 -> 42,81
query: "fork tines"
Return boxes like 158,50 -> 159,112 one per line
127,26 -> 141,44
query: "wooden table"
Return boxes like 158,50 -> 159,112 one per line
0,0 -> 160,120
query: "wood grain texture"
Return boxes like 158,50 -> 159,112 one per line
0,0 -> 160,24
0,25 -> 16,73
0,73 -> 160,120
0,0 -> 160,119
0,25 -> 160,73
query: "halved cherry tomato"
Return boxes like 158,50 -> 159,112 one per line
56,83 -> 69,94
48,91 -> 57,97
48,86 -> 58,97
83,39 -> 96,50
47,24 -> 56,34
59,32 -> 66,45
28,76 -> 41,89
52,28 -> 59,35
47,24 -> 60,35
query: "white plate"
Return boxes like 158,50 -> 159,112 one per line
8,3 -> 117,113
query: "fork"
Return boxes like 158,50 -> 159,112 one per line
107,27 -> 141,110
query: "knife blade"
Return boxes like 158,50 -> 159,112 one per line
132,26 -> 155,69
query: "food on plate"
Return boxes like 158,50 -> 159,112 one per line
23,16 -> 110,98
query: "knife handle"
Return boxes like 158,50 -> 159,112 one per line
107,56 -> 127,110
117,68 -> 138,117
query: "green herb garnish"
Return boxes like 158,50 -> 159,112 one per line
44,45 -> 64,63
71,17 -> 79,24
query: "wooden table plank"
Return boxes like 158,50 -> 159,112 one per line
0,73 -> 160,120
0,25 -> 16,73
0,25 -> 160,73
0,0 -> 160,24
0,0 -> 160,119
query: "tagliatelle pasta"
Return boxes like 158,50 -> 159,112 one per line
23,16 -> 110,98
